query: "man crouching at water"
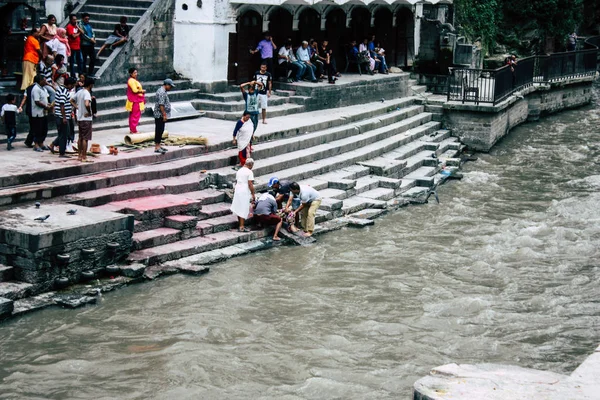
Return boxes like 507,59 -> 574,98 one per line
254,192 -> 282,241
286,182 -> 322,237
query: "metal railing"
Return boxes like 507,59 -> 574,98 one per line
446,46 -> 598,105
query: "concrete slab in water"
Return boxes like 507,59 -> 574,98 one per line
0,204 -> 133,252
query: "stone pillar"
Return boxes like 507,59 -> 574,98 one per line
414,4 -> 422,56
173,0 -> 235,91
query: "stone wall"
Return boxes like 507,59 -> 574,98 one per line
97,0 -> 176,85
277,74 -> 410,112
443,77 -> 596,151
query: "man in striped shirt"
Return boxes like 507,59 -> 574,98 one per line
51,76 -> 76,157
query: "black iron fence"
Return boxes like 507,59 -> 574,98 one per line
446,44 -> 599,105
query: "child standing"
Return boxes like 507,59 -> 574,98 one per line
1,94 -> 19,150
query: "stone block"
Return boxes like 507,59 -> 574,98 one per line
319,198 -> 343,212
327,179 -> 356,190
376,177 -> 402,189
319,188 -> 348,200
349,208 -> 387,220
358,158 -> 407,177
164,215 -> 199,230
0,297 -> 14,319
0,265 -> 14,282
0,204 -> 133,252
0,281 -> 35,300
120,263 -> 146,279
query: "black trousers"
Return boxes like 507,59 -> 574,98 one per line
53,116 -> 70,155
81,45 -> 96,75
31,116 -> 48,144
154,118 -> 165,144
24,116 -> 34,146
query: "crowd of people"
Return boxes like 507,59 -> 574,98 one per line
0,12 -> 177,158
252,32 -> 390,85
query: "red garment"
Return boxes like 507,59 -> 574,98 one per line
66,24 -> 81,50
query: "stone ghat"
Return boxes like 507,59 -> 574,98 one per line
413,344 -> 600,399
0,84 -> 468,320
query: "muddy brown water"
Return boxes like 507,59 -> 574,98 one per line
1,85 -> 599,399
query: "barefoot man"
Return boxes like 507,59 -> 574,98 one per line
71,77 -> 94,162
254,192 -> 282,241
286,182 -> 322,237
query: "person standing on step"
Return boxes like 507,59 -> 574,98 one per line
240,80 -> 261,132
250,32 -> 276,74
1,94 -> 19,150
254,192 -> 283,241
125,67 -> 145,134
66,14 -> 83,77
21,28 -> 42,90
286,182 -> 322,237
50,76 -> 76,157
39,15 -> 57,60
153,78 -> 175,154
31,74 -> 53,152
253,63 -> 272,125
79,13 -> 96,75
18,82 -> 36,148
230,158 -> 256,232
232,111 -> 253,168
71,77 -> 94,162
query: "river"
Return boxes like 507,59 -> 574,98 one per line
1,86 -> 599,399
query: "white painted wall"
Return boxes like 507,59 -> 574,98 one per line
173,0 -> 235,84
45,0 -> 68,23
414,3 -> 422,56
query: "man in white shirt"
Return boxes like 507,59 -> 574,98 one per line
279,40 -> 306,82
71,77 -> 94,162
286,182 -> 322,237
295,41 -> 317,82
31,74 -> 53,152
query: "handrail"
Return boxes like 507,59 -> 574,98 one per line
446,47 -> 599,105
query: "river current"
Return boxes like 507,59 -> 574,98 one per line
1,86 -> 600,399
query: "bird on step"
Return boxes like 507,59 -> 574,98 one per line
35,202 -> 41,208
66,209 -> 78,215
34,215 -> 50,222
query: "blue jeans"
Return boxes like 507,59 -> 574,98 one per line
5,125 -> 16,144
293,61 -> 306,81
302,62 -> 317,81
69,49 -> 83,77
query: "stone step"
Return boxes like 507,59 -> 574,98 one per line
203,103 -> 305,121
0,99 -> 423,206
341,195 -> 388,214
428,129 -> 452,143
198,203 -> 232,220
192,95 -> 291,112
96,194 -> 203,221
164,215 -> 199,230
195,214 -> 238,236
90,0 -> 154,7
180,189 -> 227,206
82,8 -> 145,19
0,265 -> 14,282
215,114 -> 437,185
95,88 -> 200,114
67,173 -> 202,207
358,157 -> 407,177
0,281 -> 35,301
249,120 -> 439,192
93,79 -> 194,98
132,227 -> 181,250
357,187 -> 396,201
404,166 -> 438,187
127,229 -> 267,265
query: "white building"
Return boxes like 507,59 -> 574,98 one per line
177,0 -> 452,88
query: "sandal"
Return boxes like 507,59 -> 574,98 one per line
239,227 -> 250,232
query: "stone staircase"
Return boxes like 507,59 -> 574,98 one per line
72,0 -> 152,77
0,94 -> 465,303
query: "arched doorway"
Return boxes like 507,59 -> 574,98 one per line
350,6 -> 370,44
268,7 -> 293,47
373,7 -> 394,66
297,8 -> 321,44
324,8 -> 346,70
396,7 -> 415,67
229,10 -> 263,83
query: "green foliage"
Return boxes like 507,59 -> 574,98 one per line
454,0 -> 585,54
454,0 -> 499,54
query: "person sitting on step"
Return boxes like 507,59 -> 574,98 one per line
349,40 -> 371,75
97,16 -> 129,58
